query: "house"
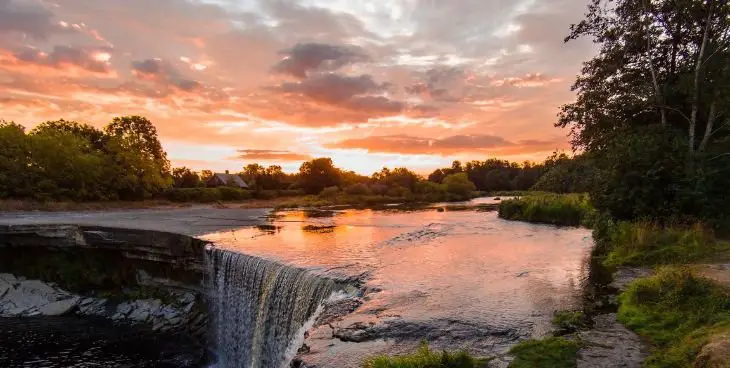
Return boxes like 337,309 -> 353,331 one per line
206,171 -> 249,188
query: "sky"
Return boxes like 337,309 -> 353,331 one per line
0,0 -> 595,174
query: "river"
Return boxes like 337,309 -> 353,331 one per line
203,198 -> 593,367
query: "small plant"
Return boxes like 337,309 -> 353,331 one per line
507,337 -> 579,368
363,341 -> 484,368
552,310 -> 588,335
498,193 -> 596,227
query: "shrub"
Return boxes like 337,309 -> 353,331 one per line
508,337 -> 579,368
618,267 -> 730,367
218,187 -> 252,201
344,183 -> 371,195
443,173 -> 476,199
319,186 -> 340,198
498,193 -> 596,227
552,310 -> 588,335
364,342 -> 482,368
165,187 -> 252,202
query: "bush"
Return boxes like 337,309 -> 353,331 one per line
618,267 -> 730,367
344,183 -> 371,195
498,193 -> 596,227
364,342 -> 483,368
508,337 -> 579,368
218,187 -> 252,201
443,173 -> 476,200
319,186 -> 340,198
552,310 -> 588,335
601,222 -> 725,267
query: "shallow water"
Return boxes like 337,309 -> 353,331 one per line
203,199 -> 593,367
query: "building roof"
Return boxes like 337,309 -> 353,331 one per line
212,173 -> 249,188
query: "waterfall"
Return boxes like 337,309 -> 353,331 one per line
206,248 -> 337,368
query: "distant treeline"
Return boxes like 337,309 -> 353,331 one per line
0,117 -> 590,203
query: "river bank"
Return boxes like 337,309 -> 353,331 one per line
496,193 -> 730,368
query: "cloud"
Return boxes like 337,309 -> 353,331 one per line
131,58 -> 201,91
272,42 -> 371,79
12,45 -> 113,74
491,73 -> 561,88
0,0 -> 67,39
236,149 -> 311,161
326,134 -> 566,156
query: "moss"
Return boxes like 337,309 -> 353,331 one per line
507,337 -> 579,368
552,310 -> 588,335
363,342 -> 489,368
498,193 -> 596,227
617,267 -> 730,367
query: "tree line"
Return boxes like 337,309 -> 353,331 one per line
0,116 -> 588,203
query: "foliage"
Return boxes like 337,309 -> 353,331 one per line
241,164 -> 294,190
344,183 -> 372,195
618,267 -> 730,367
560,0 -> 730,223
429,159 -> 546,193
299,158 -> 341,194
172,167 -> 202,188
507,337 -> 579,368
599,221 -> 727,267
498,193 -> 597,227
552,310 -> 588,335
532,153 -> 597,194
363,342 -> 483,368
442,173 -> 477,200
319,186 -> 340,198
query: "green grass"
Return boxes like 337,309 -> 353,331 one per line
498,193 -> 596,227
617,267 -> 730,367
363,342 -> 487,368
507,337 -> 579,368
599,221 -> 729,267
552,310 -> 588,335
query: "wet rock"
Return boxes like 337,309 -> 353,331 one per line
315,298 -> 363,327
577,314 -> 646,368
38,297 -> 80,316
610,267 -> 653,291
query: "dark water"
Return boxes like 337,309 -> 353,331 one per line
203,199 -> 593,367
0,316 -> 204,368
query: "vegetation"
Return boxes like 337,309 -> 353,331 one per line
552,310 -> 588,336
507,337 -> 579,368
363,342 -> 486,368
498,193 -> 596,227
618,267 -> 730,367
599,221 -> 729,267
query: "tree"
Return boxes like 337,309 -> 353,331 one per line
298,158 -> 341,194
0,121 -> 30,198
104,116 -> 171,199
32,120 -> 107,151
172,167 -> 202,188
443,173 -> 477,199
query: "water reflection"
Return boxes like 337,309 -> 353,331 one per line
203,201 -> 592,367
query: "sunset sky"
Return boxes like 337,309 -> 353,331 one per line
0,0 -> 594,174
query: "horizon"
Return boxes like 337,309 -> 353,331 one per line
0,0 -> 593,175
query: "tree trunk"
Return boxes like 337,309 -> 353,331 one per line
689,2 -> 714,159
699,101 -> 717,152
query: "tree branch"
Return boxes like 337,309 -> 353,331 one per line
643,0 -> 666,126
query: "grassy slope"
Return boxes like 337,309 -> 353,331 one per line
498,193 -> 596,227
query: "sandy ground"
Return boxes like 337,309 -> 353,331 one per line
0,206 -> 271,236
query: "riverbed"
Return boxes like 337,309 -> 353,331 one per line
203,199 -> 593,367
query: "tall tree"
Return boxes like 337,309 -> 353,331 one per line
298,158 -> 341,194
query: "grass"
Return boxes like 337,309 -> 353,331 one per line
617,267 -> 730,367
599,221 -> 730,267
507,337 -> 579,368
363,342 -> 488,368
498,193 -> 597,227
552,310 -> 588,335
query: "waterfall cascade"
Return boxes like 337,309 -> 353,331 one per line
206,247 -> 337,368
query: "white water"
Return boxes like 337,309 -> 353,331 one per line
206,248 -> 337,368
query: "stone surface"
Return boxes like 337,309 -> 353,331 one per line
694,333 -> 730,368
38,297 -> 80,316
610,267 -> 653,291
577,314 -> 646,368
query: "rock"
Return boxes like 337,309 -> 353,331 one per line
0,273 -> 17,286
127,302 -> 152,322
39,297 -> 80,316
577,314 -> 646,368
116,302 -> 133,316
694,333 -> 730,368
610,268 -> 653,292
